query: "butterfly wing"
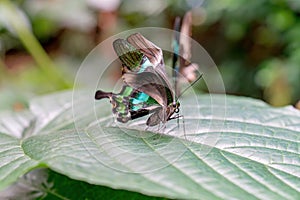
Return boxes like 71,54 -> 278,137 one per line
123,67 -> 174,108
126,33 -> 171,82
113,37 -> 158,107
114,33 -> 173,92
113,39 -> 146,74
180,11 -> 199,81
95,88 -> 131,123
123,69 -> 176,126
125,33 -> 180,125
95,86 -> 161,123
126,33 -> 164,69
172,11 -> 200,96
179,11 -> 192,64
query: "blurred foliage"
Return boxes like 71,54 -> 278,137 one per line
0,0 -> 299,110
201,0 -> 300,106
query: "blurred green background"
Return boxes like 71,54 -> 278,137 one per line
0,0 -> 299,111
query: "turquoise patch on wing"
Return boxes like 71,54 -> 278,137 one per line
132,92 -> 149,103
139,58 -> 153,72
130,92 -> 150,111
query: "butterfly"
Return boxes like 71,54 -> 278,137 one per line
172,11 -> 200,95
95,33 -> 180,126
95,12 -> 200,127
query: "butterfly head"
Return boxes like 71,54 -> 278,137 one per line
172,100 -> 180,113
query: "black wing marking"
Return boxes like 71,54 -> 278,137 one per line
130,105 -> 161,120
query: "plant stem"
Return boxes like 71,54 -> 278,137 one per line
0,0 -> 71,88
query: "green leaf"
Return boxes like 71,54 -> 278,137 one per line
0,90 -> 300,199
1,168 -> 165,199
46,169 -> 166,200
45,171 -> 166,199
0,133 -> 38,190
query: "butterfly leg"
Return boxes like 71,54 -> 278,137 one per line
157,122 -> 167,132
169,114 -> 185,136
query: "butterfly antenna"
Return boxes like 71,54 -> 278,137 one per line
177,73 -> 203,100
